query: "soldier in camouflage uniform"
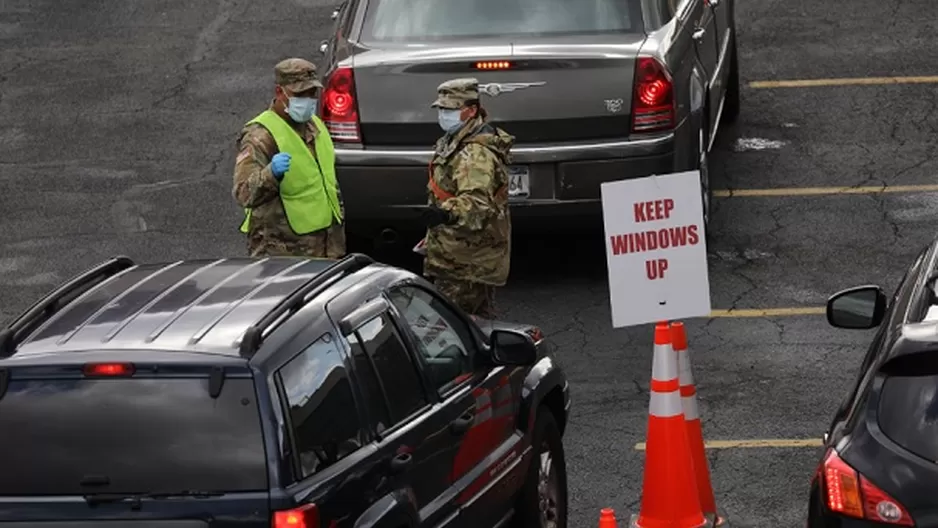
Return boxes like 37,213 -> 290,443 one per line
232,58 -> 346,258
422,78 -> 515,318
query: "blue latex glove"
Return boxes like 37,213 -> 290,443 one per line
270,152 -> 291,180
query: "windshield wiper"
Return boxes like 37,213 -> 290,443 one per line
84,490 -> 224,506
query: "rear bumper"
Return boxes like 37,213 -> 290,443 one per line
336,127 -> 693,234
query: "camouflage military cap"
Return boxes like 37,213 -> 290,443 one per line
275,58 -> 323,93
431,78 -> 480,109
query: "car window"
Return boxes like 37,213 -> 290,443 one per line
388,285 -> 477,394
347,331 -> 393,435
355,314 -> 430,424
878,374 -> 938,462
362,0 -> 638,41
278,333 -> 366,479
0,376 -> 267,495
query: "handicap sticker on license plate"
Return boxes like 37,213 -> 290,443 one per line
508,166 -> 530,200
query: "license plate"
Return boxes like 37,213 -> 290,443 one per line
508,166 -> 530,200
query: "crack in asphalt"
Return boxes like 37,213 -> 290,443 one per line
0,60 -> 26,107
109,146 -> 229,232
151,0 -> 246,109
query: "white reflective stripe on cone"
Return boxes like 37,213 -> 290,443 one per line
682,394 -> 700,420
649,390 -> 684,418
677,349 -> 695,386
652,343 -> 679,381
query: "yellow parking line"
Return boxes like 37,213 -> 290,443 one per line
714,184 -> 938,198
750,76 -> 938,88
634,438 -> 823,450
709,307 -> 825,318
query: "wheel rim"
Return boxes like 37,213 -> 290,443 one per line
699,128 -> 711,227
537,441 -> 560,528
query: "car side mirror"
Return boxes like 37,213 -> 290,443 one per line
490,329 -> 537,366
827,285 -> 887,329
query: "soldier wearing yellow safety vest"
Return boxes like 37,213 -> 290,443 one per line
232,58 -> 345,258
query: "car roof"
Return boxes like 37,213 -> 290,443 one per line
0,254 -> 377,361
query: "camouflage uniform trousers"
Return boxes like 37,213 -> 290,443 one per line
433,276 -> 497,319
247,221 -> 346,259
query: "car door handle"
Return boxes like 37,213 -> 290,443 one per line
692,28 -> 706,41
390,452 -> 412,474
449,410 -> 475,435
707,0 -> 719,6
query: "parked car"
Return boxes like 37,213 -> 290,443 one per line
0,254 -> 571,528
808,240 -> 938,527
316,0 -> 739,241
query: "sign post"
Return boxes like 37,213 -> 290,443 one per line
600,170 -> 711,327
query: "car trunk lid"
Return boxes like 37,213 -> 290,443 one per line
351,36 -> 645,146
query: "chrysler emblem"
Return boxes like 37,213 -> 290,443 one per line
478,82 -> 547,97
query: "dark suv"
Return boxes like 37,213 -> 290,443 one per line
0,253 -> 571,528
808,239 -> 938,527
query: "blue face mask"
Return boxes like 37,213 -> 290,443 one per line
287,97 -> 317,123
438,109 -> 463,134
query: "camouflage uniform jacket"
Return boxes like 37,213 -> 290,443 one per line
232,104 -> 345,256
424,116 -> 515,286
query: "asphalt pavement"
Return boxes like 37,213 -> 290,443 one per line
1,0 -> 936,526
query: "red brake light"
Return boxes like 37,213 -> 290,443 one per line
273,504 -> 319,528
82,363 -> 134,377
321,67 -> 361,143
475,61 -> 511,70
821,449 -> 913,526
631,57 -> 675,133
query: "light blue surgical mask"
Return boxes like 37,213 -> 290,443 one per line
438,109 -> 463,134
287,97 -> 317,123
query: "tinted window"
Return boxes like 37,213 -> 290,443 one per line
388,286 -> 476,394
279,333 -> 365,478
878,374 -> 938,462
347,332 -> 393,434
363,0 -> 637,41
356,314 -> 429,423
0,377 -> 267,495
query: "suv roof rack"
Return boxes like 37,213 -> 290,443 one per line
0,256 -> 136,358
238,253 -> 374,358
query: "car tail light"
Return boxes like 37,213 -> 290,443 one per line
83,363 -> 135,377
820,449 -> 913,526
321,67 -> 361,143
631,57 -> 675,133
273,504 -> 319,528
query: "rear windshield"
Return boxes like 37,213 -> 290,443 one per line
878,374 -> 938,462
362,0 -> 639,41
0,377 -> 268,495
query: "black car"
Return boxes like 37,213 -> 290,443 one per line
808,240 -> 938,527
0,253 -> 571,528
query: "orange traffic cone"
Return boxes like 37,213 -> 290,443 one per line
672,322 -> 718,518
599,508 -> 618,528
633,322 -> 707,528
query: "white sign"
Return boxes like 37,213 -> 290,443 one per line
601,171 -> 711,328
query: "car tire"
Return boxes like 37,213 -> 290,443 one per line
721,35 -> 741,125
514,407 -> 568,528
